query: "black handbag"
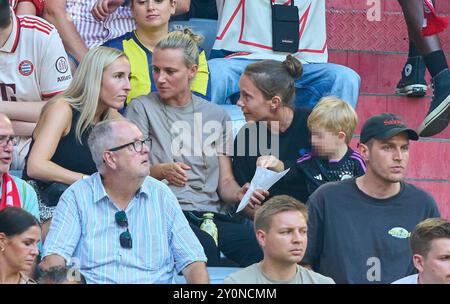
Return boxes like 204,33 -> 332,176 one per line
271,1 -> 299,53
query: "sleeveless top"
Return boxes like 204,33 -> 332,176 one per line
23,108 -> 97,185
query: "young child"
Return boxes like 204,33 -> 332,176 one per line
296,96 -> 366,196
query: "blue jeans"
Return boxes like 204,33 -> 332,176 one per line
208,58 -> 361,109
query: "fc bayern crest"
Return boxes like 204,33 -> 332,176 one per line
55,56 -> 69,74
18,60 -> 34,76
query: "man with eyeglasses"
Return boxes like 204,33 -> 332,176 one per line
0,113 -> 39,220
40,119 -> 209,284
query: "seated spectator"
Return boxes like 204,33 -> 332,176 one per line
23,47 -> 130,235
208,0 -> 360,109
296,96 -> 365,197
10,0 -> 45,15
125,29 -> 269,267
224,195 -> 334,284
0,0 -> 72,170
232,56 -> 311,209
0,113 -> 39,221
397,0 -> 449,137
103,0 -> 210,108
39,119 -> 208,284
392,218 -> 450,284
44,0 -> 189,69
38,265 -> 86,284
303,113 -> 441,284
0,207 -> 41,284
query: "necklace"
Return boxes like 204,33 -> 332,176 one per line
160,97 -> 208,190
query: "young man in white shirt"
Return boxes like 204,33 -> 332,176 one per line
0,0 -> 72,169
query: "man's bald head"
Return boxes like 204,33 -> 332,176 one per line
0,113 -> 13,130
0,112 -> 15,174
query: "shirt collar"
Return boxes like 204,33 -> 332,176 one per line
0,9 -> 20,53
91,172 -> 150,204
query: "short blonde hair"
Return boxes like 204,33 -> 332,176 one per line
155,28 -> 203,68
254,195 -> 307,233
307,96 -> 358,144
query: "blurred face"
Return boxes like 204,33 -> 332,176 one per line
0,226 -> 41,273
106,122 -> 150,178
99,56 -> 131,110
359,133 -> 410,183
132,0 -> 175,29
152,48 -> 197,104
257,210 -> 307,265
237,74 -> 272,122
310,126 -> 345,158
0,116 -> 15,174
415,238 -> 450,284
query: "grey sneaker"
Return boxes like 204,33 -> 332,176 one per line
418,68 -> 450,137
396,56 -> 428,97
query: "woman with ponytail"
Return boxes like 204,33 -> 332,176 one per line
104,0 -> 211,110
232,55 -> 312,210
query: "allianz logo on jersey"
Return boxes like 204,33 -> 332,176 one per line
388,227 -> 411,239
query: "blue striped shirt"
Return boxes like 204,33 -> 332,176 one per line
43,173 -> 207,284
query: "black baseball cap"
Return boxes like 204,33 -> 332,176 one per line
360,113 -> 419,143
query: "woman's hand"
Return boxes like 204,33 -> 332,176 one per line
238,182 -> 269,219
256,155 -> 285,172
162,162 -> 191,187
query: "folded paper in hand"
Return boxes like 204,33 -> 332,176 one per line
236,166 -> 290,213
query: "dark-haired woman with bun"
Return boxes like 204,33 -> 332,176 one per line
232,55 -> 312,216
0,207 -> 41,284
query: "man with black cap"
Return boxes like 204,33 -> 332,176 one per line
302,113 -> 440,284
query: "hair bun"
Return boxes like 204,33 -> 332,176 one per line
181,27 -> 204,45
282,55 -> 303,79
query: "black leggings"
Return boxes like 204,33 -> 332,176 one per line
185,211 -> 263,267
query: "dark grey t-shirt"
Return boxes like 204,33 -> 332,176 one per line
303,178 -> 440,284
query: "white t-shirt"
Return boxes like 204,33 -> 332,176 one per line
213,0 -> 327,63
391,274 -> 419,284
0,11 -> 72,102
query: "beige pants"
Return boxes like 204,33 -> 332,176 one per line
11,136 -> 31,170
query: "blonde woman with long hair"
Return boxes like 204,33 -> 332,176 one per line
23,46 -> 131,230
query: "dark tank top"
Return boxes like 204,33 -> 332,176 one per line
23,108 -> 97,184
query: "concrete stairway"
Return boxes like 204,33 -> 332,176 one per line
326,0 -> 449,219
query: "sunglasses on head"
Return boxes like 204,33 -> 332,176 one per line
115,211 -> 132,249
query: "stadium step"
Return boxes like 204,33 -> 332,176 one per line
326,1 -> 450,219
329,51 -> 450,95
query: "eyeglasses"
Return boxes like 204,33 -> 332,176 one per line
0,136 -> 19,147
108,137 -> 152,153
115,211 -> 132,249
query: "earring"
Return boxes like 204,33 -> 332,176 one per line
0,247 -> 4,252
